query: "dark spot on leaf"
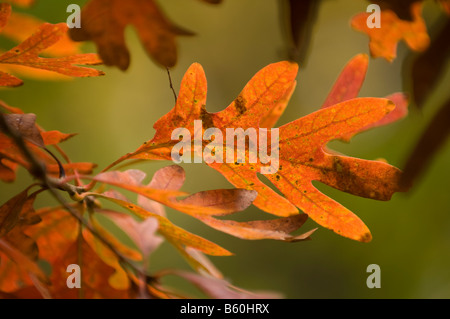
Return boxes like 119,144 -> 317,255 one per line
234,95 -> 247,115
200,106 -> 214,129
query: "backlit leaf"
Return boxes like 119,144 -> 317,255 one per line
117,61 -> 408,242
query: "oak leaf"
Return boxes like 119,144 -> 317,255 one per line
0,189 -> 45,295
0,3 -> 104,87
113,61 -> 408,242
69,0 -> 198,70
23,206 -> 135,298
351,2 -> 430,61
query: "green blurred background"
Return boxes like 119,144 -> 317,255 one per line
1,0 -> 449,298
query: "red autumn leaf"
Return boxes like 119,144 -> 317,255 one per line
320,54 -> 409,142
0,3 -> 104,87
69,0 -> 197,70
351,2 -> 430,61
113,61 -> 408,242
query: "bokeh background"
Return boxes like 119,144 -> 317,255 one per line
1,0 -> 449,298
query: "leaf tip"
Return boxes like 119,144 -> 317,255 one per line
359,231 -> 372,243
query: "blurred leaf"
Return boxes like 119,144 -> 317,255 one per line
351,2 -> 430,61
194,213 -> 316,241
97,211 -> 163,259
1,12 -> 81,56
369,0 -> 420,21
0,113 -> 44,148
0,22 -> 104,87
0,190 -> 44,294
0,188 -> 28,236
69,0 -> 196,70
24,206 -> 135,298
166,270 -> 281,299
95,194 -> 233,256
0,4 -> 103,87
4,0 -> 34,8
408,18 -> 450,108
400,98 -> 450,189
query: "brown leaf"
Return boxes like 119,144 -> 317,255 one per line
69,0 -> 194,70
0,113 -> 44,148
0,188 -> 28,237
176,189 -> 258,216
195,213 -> 316,241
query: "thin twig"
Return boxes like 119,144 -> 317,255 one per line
166,67 -> 177,103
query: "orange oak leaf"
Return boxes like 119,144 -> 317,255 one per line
0,3 -> 104,87
69,0 -> 197,70
0,189 -> 46,295
0,239 -> 47,295
351,2 -> 430,61
113,61 -> 408,242
23,206 -> 135,298
1,12 -> 81,56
